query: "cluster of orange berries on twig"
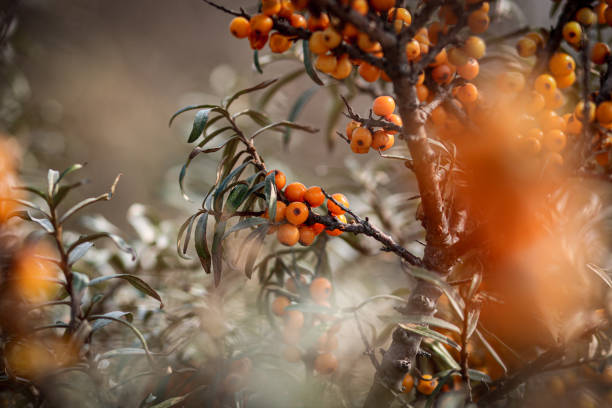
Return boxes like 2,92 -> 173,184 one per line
272,275 -> 340,375
344,95 -> 400,154
264,170 -> 350,246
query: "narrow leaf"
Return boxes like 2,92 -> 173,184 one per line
187,109 -> 210,143
47,169 -> 59,197
224,79 -> 278,110
380,314 -> 460,333
194,213 -> 211,274
67,241 -> 94,266
90,311 -> 133,332
398,323 -> 461,350
211,221 -> 227,286
223,217 -> 267,240
27,211 -> 54,233
89,274 -> 163,308
587,263 -> 612,288
302,40 -> 324,86
251,120 -> 318,139
253,50 -> 263,74
168,104 -> 218,127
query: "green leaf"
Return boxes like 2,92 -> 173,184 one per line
398,324 -> 460,350
187,109 -> 210,143
223,217 -> 268,240
168,104 -> 218,127
47,169 -> 59,198
251,120 -> 318,139
176,213 -> 199,260
194,213 -> 211,274
149,395 -> 190,408
90,311 -> 133,332
223,79 -> 279,110
72,271 -> 90,295
213,161 -> 252,212
264,172 -> 277,221
232,109 -> 272,127
283,87 -> 318,147
67,241 -> 93,266
69,232 -> 136,261
14,185 -> 47,200
56,163 -> 84,186
425,341 -> 460,370
379,314 -> 460,333
88,314 -> 154,366
224,184 -> 250,213
211,221 -> 227,286
27,210 -> 54,233
467,368 -> 491,383
475,329 -> 507,374
253,49 -> 263,74
89,274 -> 163,308
302,40 -> 324,86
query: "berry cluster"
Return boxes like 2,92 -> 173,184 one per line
345,96 -> 400,154
271,276 -> 340,375
264,170 -> 350,246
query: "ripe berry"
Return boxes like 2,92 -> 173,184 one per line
596,101 -> 612,124
463,36 -> 486,59
526,128 -> 544,140
332,54 -> 352,79
544,152 -> 564,168
272,296 -> 290,316
350,127 -> 373,153
371,130 -> 394,151
315,54 -> 338,73
526,31 -> 545,48
326,214 -> 346,236
417,374 -> 438,395
286,202 -> 309,225
543,129 -> 567,152
307,13 -> 330,31
540,110 -> 566,131
574,100 -> 596,122
371,0 -> 395,12
562,21 -> 582,45
290,13 -> 307,29
309,31 -> 330,54
521,136 -> 542,155
357,32 -> 379,53
402,374 -> 414,393
448,47 -> 468,66
267,169 -> 286,190
262,0 -> 282,16
304,186 -> 325,207
327,193 -> 349,215
591,42 -> 610,64
405,39 -> 421,60
284,309 -> 304,329
351,0 -> 369,15
526,91 -> 546,114
290,0 -> 308,10
432,64 -> 453,84
534,74 -> 557,97
230,17 -> 251,38
322,27 -> 342,49
429,48 -> 448,67
285,275 -> 306,292
566,114 -> 583,134
457,58 -> 479,80
516,37 -> 537,57
250,14 -> 274,36
314,352 -> 338,374
298,226 -> 316,246
265,201 -> 287,223
385,114 -> 402,135
277,223 -> 299,246
576,8 -> 596,26
468,10 -> 490,33
269,33 -> 292,53
310,276 -> 332,303
346,120 -> 361,141
312,223 -> 325,235
416,84 -> 430,101
373,96 -> 396,117
358,63 -> 381,82
285,182 -> 307,202
545,89 -> 566,110
457,83 -> 479,104
555,71 -> 576,89
249,32 -> 269,50
549,52 -> 575,77
278,1 -> 295,18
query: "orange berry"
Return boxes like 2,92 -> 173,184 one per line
373,96 -> 396,117
309,31 -> 330,54
269,33 -> 292,53
331,54 -> 352,79
540,110 -> 566,131
534,74 -> 557,97
262,0 -> 282,16
385,114 -> 402,135
307,13 -> 330,31
327,193 -> 349,215
325,214 -> 346,236
521,136 -> 542,155
304,186 -> 325,207
402,374 -> 414,393
314,352 -> 338,374
321,27 -> 342,49
429,48 -> 448,67
285,182 -> 307,202
265,201 -> 287,223
278,1 -> 295,18
289,13 -> 307,29
346,120 -> 361,141
468,10 -> 490,33
575,100 -> 596,122
457,83 -> 479,104
516,37 -> 537,57
432,64 -> 453,84
405,39 -> 421,60
351,0 -> 369,15
549,52 -> 575,77
350,127 -> 373,153
286,202 -> 309,225
277,223 -> 299,246
526,128 -> 544,140
457,58 -> 479,80
595,151 -> 610,167
315,54 -> 338,73
555,71 -> 576,89
591,42 -> 611,64
371,130 -> 394,151
416,84 -> 429,101
312,223 -> 325,235
358,62 -> 381,82
249,32 -> 269,50
566,114 -> 583,134
543,129 -> 567,152
272,296 -> 291,316
497,71 -> 525,93
596,2 -> 608,24
284,309 -> 304,329
371,0 -> 394,11
545,89 -> 566,110
562,21 -> 582,45
526,91 -> 546,114
299,225 -> 316,246
526,31 -> 545,48
230,17 -> 251,38
310,277 -> 332,303
250,14 -> 274,36
605,6 -> 612,25
357,32 -> 379,53
463,36 -> 486,59
267,170 -> 287,190
544,152 -> 564,168
448,47 -> 468,66
291,0 -> 309,10
596,101 -> 612,124
430,106 -> 447,125
576,7 -> 597,26
417,374 -> 438,395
